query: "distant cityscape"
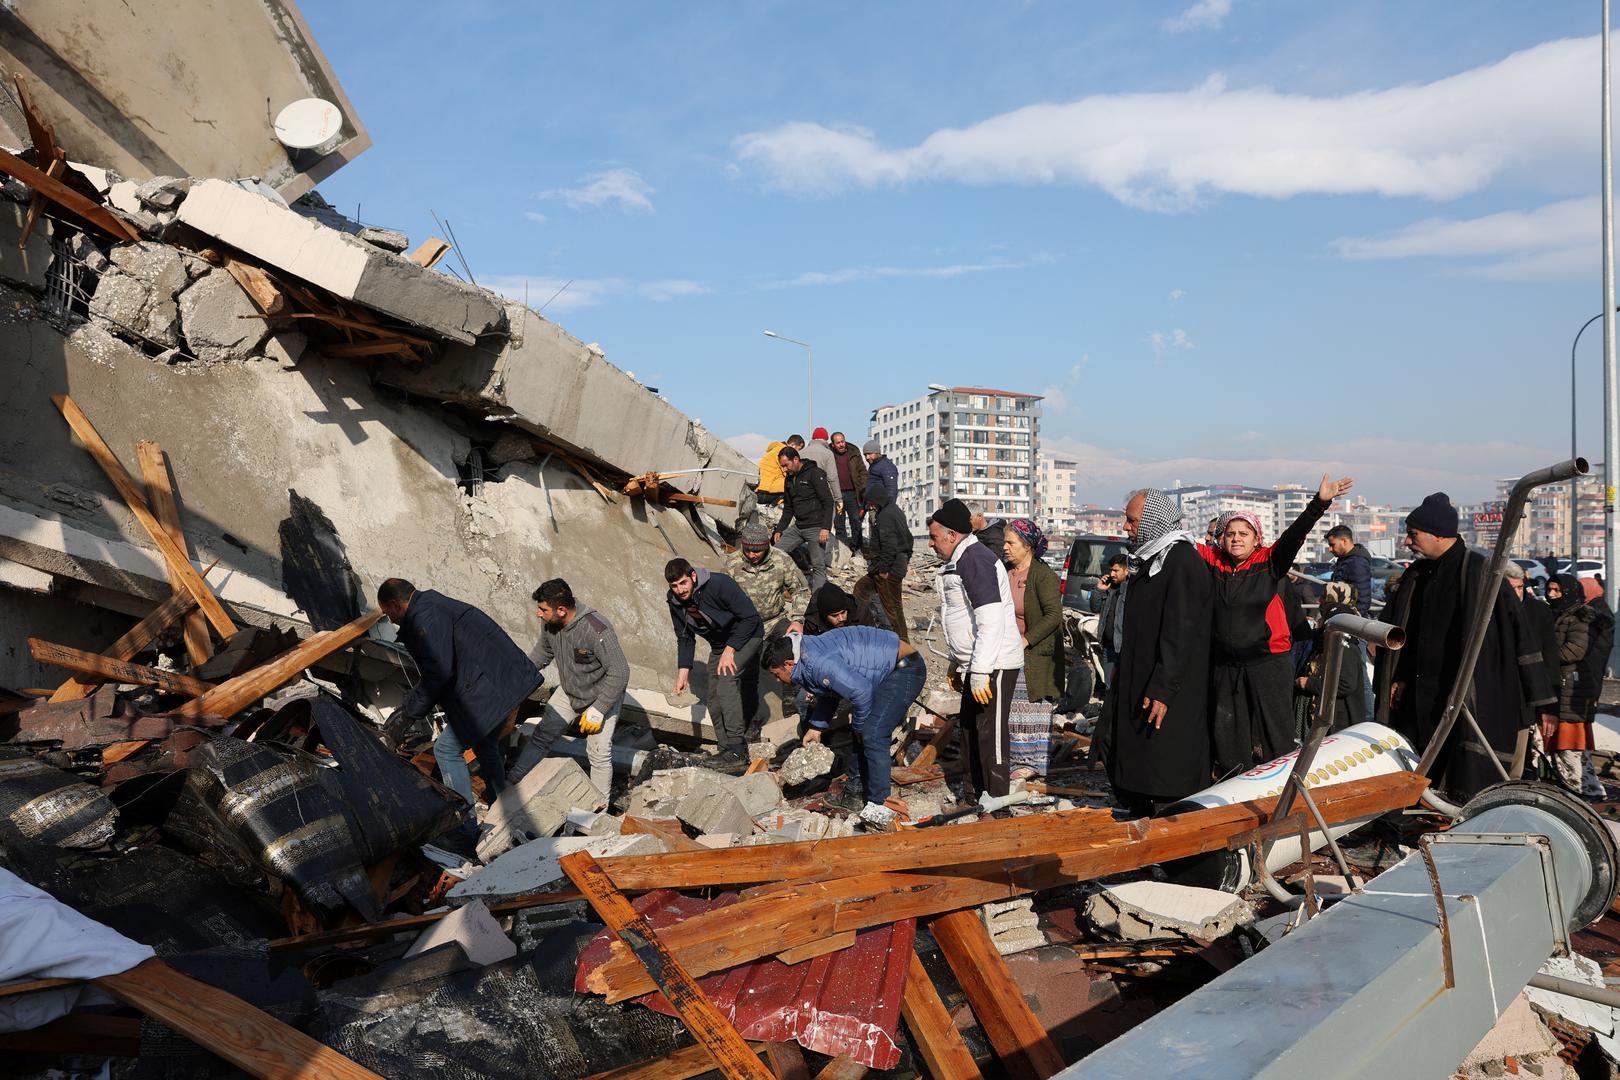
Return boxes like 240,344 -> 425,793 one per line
867,384 -> 1605,562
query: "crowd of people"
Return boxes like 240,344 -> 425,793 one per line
372,431 -> 1615,855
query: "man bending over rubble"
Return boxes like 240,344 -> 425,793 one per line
763,626 -> 925,831
514,578 -> 628,801
666,558 -> 764,765
380,579 -> 541,855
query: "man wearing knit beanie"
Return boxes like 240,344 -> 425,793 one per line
1381,491 -> 1556,800
864,437 -> 898,503
929,498 -> 1024,799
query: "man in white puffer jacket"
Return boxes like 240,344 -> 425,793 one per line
929,498 -> 1024,799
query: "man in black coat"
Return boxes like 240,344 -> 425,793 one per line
380,579 -> 541,849
666,558 -> 764,765
1386,495 -> 1556,799
855,483 -> 914,641
1104,488 -> 1212,816
773,447 -> 837,592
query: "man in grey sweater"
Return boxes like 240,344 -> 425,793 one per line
515,578 -> 630,799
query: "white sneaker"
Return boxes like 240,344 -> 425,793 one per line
859,802 -> 897,831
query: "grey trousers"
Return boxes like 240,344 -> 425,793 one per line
776,523 -> 828,592
707,634 -> 763,752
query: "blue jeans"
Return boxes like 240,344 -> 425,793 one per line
847,653 -> 927,804
435,726 -> 509,837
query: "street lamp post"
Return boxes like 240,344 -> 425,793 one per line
1570,309 -> 1619,560
763,330 -> 813,432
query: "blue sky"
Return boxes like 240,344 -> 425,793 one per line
306,1 -> 1609,506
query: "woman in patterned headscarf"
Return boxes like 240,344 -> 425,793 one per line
1197,475 -> 1354,775
1002,519 -> 1063,778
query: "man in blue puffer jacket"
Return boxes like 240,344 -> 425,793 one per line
763,626 -> 925,830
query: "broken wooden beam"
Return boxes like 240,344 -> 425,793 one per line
319,339 -> 422,359
561,850 -> 774,1080
0,147 -> 139,242
53,396 -> 237,637
621,815 -> 706,853
222,255 -> 287,315
765,1041 -> 812,1080
172,609 -> 382,719
585,773 -> 1427,1000
407,237 -> 452,269
813,1056 -> 868,1080
901,950 -> 983,1080
29,638 -> 214,697
96,957 -> 384,1080
930,909 -> 1064,1080
583,1040 -> 772,1080
136,440 -> 216,668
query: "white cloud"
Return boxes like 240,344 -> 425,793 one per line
1147,328 -> 1194,355
482,275 -> 708,314
732,37 -> 1596,210
1169,288 -> 1186,301
523,210 -> 548,224
539,167 -> 655,213
1333,196 -> 1596,280
1164,0 -> 1232,33
761,255 -> 1055,289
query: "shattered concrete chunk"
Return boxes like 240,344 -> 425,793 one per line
477,757 -> 603,863
262,330 -> 308,369
358,226 -> 409,253
1086,881 -> 1256,942
135,176 -> 191,211
781,742 -> 836,786
89,241 -> 198,348
748,806 -> 854,843
66,232 -> 108,274
449,833 -> 665,903
564,808 -> 622,837
177,267 -> 272,362
674,774 -> 754,837
106,180 -> 142,216
488,430 -> 538,465
176,179 -> 505,344
405,900 -> 518,966
729,771 -> 783,816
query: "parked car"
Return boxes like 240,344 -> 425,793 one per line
1060,534 -> 1131,609
1368,557 -> 1402,579
1557,559 -> 1606,580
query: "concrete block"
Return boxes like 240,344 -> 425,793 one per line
0,202 -> 51,292
177,267 -> 271,363
135,176 -> 191,211
728,771 -> 782,816
176,179 -> 505,345
991,927 -> 1047,956
358,226 -> 409,253
404,900 -> 517,966
780,742 -> 835,786
449,833 -> 664,903
88,241 -> 203,348
477,757 -> 603,863
696,833 -> 736,849
1461,994 -> 1562,1071
107,180 -> 142,216
564,809 -> 622,837
675,774 -> 755,836
749,807 -> 851,843
262,331 -> 307,369
1525,954 -> 1614,1034
1086,881 -> 1256,941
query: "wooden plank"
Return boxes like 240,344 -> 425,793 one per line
585,774 -> 1428,1001
745,757 -> 771,775
0,146 -> 139,242
813,1056 -> 867,1080
96,957 -> 385,1080
0,976 -> 78,999
408,237 -> 452,268
929,909 -> 1063,1080
102,739 -> 151,763
240,311 -> 434,346
19,155 -> 63,248
584,1040 -> 771,1080
53,397 -> 236,636
622,815 -> 706,853
912,718 -> 956,771
598,772 -> 1428,893
320,339 -> 421,358
765,1042 -> 812,1080
775,929 -> 857,965
222,256 -> 286,315
28,638 -> 214,697
48,554 -> 219,701
268,887 -> 584,953
172,609 -> 382,719
135,439 -> 216,668
561,850 -> 775,1080
901,950 -> 983,1080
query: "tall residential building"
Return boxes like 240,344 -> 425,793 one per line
868,386 -> 1043,534
1167,483 -> 1344,562
1495,471 -> 1605,560
1037,457 -> 1080,534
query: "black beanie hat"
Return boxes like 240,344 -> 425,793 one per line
814,582 -> 853,617
1406,492 -> 1459,539
931,498 -> 973,534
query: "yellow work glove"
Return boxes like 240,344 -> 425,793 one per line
579,707 -> 605,735
970,672 -> 993,705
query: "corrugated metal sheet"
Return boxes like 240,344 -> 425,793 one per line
575,888 -> 914,1069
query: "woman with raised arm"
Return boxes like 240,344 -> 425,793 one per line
1199,474 -> 1354,774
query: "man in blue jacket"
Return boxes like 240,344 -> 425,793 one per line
666,558 -> 764,765
763,626 -> 925,831
380,579 -> 541,853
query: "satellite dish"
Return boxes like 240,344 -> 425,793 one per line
273,98 -> 344,154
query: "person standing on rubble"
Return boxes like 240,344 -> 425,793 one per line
864,439 -> 899,503
515,579 -> 628,801
763,626 -> 926,831
755,438 -> 788,507
855,482 -> 914,640
930,498 -> 1024,799
828,431 -> 870,551
1386,493 -> 1556,799
666,557 -> 764,765
773,446 -> 837,592
727,519 -> 810,734
1103,490 -> 1211,816
379,579 -> 541,853
1197,474 -> 1353,775
791,431 -> 839,479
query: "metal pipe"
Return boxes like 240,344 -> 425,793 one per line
1605,0 -> 1619,619
1414,458 -> 1589,780
1528,973 -> 1620,1008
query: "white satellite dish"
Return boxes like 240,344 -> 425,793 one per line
273,98 -> 344,154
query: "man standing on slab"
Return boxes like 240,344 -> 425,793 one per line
666,558 -> 764,765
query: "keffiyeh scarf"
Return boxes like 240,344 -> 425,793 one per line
1129,489 -> 1198,578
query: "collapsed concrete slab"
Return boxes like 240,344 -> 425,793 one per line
87,241 -> 206,348
405,899 -> 517,966
175,179 -> 505,345
449,833 -> 665,904
477,757 -> 603,863
1085,881 -> 1256,942
177,267 -> 271,363
0,200 -> 52,292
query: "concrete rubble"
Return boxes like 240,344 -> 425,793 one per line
405,899 -> 518,966
476,757 -> 604,863
449,833 -> 666,904
980,898 -> 1047,956
781,741 -> 837,785
1085,881 -> 1257,942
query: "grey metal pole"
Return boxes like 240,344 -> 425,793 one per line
1572,310 -> 1611,561
1605,0 -> 1619,616
807,342 -> 813,434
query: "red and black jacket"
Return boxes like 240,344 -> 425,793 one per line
1197,496 -> 1330,663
